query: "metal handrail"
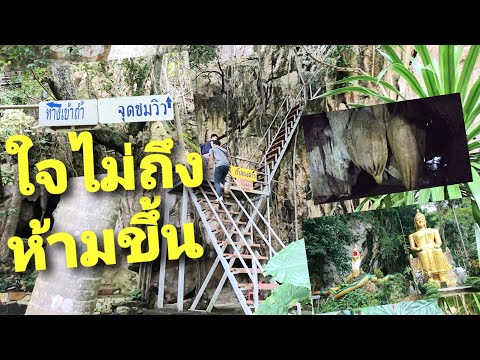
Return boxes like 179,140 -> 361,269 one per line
260,88 -> 305,164
230,155 -> 265,166
229,176 -> 286,249
193,186 -> 259,282
248,66 -> 324,164
203,182 -> 264,272
249,95 -> 290,162
228,189 -> 279,256
187,187 -> 253,314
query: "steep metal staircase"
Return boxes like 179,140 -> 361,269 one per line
158,68 -> 321,314
188,179 -> 285,314
254,90 -> 308,187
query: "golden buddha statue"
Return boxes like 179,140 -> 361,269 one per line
408,209 -> 451,286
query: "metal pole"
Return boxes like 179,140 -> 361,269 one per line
177,185 -> 188,311
0,104 -> 39,110
266,164 -> 273,259
293,128 -> 299,241
157,192 -> 170,309
253,259 -> 259,310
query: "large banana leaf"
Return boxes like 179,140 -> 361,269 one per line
256,239 -> 312,315
476,223 -> 480,260
263,239 -> 311,288
360,300 -> 445,315
255,283 -> 311,315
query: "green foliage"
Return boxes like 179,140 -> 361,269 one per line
422,282 -> 441,300
0,110 -> 51,186
120,57 -> 150,96
374,268 -> 384,279
263,239 -> 311,288
361,299 -> 445,315
351,206 -> 419,274
188,45 -> 219,68
0,88 -> 26,106
318,288 -> 376,314
255,283 -> 310,315
320,45 -> 480,216
438,293 -> 480,315
23,272 -> 37,292
0,207 -> 18,218
0,45 -> 52,70
303,216 -> 355,288
1,164 -> 15,186
0,45 -> 82,70
0,276 -> 17,292
424,199 -> 477,266
466,276 -> 480,288
63,45 -> 83,61
330,45 -> 354,68
255,240 -> 312,315
467,259 -> 480,277
376,274 -> 408,304
0,68 -> 51,107
130,289 -> 142,301
315,273 -> 409,314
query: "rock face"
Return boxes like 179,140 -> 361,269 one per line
102,267 -> 139,296
191,47 -> 332,245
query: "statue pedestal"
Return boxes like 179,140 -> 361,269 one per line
409,251 -> 457,288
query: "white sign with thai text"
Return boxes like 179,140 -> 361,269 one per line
97,94 -> 174,124
39,100 -> 99,127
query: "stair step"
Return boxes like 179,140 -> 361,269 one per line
218,241 -> 261,248
289,104 -> 300,113
213,230 -> 253,236
239,283 -> 279,290
208,218 -> 247,225
217,209 -> 241,215
195,190 -> 220,197
231,268 -> 263,274
224,254 -> 269,260
246,300 -> 264,306
231,230 -> 252,236
198,198 -> 235,206
286,112 -> 297,122
271,136 -> 285,147
276,127 -> 289,138
266,144 -> 281,158
266,152 -> 277,162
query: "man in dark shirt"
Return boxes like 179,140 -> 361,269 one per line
200,133 -> 218,155
200,133 -> 218,181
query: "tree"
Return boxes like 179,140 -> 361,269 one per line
26,177 -> 122,314
303,216 -> 355,290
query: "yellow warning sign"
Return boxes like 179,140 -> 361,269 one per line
230,166 -> 257,182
